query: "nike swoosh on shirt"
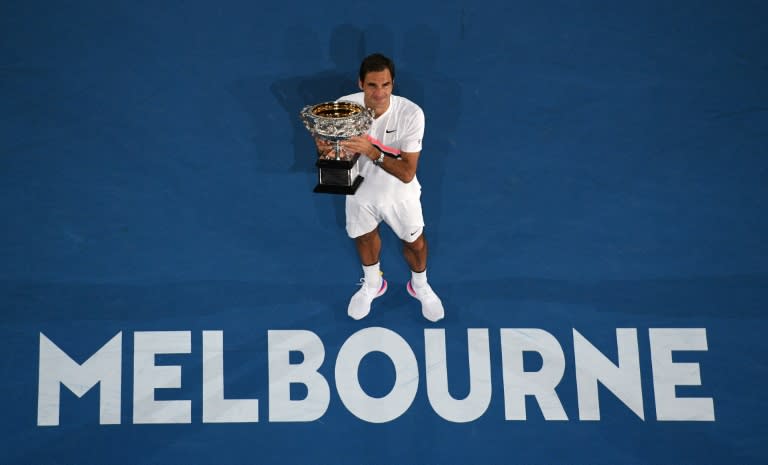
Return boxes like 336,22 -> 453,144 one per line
386,129 -> 397,133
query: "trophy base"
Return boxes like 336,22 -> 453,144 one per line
313,176 -> 364,195
313,153 -> 364,195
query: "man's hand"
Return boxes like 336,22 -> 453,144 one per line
341,136 -> 379,161
315,137 -> 334,158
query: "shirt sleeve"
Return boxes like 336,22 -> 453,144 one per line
400,107 -> 425,153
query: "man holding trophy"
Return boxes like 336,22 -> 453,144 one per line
303,53 -> 444,322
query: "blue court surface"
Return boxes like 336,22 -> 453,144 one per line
2,1 -> 767,464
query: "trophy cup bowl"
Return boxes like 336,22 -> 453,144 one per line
300,101 -> 374,195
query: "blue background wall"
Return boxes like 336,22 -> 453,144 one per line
1,1 -> 767,463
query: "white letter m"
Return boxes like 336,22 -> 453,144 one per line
37,332 -> 122,426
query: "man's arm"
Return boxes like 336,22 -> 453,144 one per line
375,151 -> 419,183
341,136 -> 419,183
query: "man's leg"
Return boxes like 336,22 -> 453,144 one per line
402,233 -> 427,272
355,228 -> 382,266
403,233 -> 444,322
347,227 -> 387,320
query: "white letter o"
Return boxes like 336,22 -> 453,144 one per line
335,327 -> 419,423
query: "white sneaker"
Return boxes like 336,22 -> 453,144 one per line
407,280 -> 445,322
347,278 -> 387,320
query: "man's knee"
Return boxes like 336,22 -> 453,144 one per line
403,233 -> 426,252
355,227 -> 379,244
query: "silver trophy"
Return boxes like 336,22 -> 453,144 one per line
300,101 -> 374,194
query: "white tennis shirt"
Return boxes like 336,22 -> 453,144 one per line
337,92 -> 425,204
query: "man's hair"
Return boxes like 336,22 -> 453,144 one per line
359,53 -> 396,82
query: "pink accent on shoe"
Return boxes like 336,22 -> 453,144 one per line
407,280 -> 416,298
378,279 -> 388,296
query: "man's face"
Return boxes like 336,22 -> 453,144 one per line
359,69 -> 393,112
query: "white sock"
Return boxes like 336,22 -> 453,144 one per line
363,263 -> 382,288
411,269 -> 427,288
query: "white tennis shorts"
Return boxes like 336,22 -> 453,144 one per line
346,196 -> 425,242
